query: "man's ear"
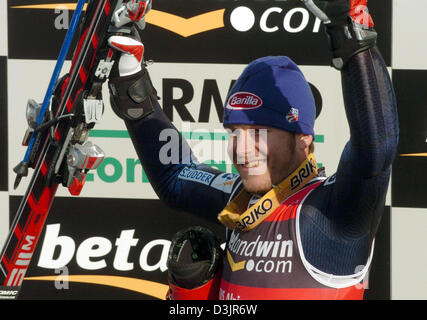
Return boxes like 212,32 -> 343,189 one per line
296,134 -> 313,151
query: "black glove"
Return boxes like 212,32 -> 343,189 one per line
301,0 -> 377,69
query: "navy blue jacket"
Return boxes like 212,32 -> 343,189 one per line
123,47 -> 399,275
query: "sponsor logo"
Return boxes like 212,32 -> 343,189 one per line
156,77 -> 321,123
38,224 -> 171,273
81,156 -> 234,185
226,92 -> 263,110
219,288 -> 241,301
0,288 -> 20,300
228,5 -> 322,34
286,107 -> 299,123
178,167 -> 215,185
0,290 -> 18,295
290,158 -> 317,190
323,174 -> 336,186
236,198 -> 273,230
6,235 -> 36,287
211,173 -> 239,193
32,224 -> 170,299
9,2 -> 391,65
11,4 -> 225,37
226,232 -> 293,274
12,3 -> 323,37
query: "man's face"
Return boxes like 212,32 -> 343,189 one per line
226,125 -> 297,195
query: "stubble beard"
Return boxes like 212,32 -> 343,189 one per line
241,173 -> 273,196
240,140 -> 298,196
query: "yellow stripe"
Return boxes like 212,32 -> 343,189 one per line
25,275 -> 169,300
11,3 -> 88,10
226,251 -> 246,272
145,9 -> 225,37
400,153 -> 427,157
10,4 -> 226,38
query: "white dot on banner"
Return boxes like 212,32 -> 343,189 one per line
230,7 -> 255,32
246,259 -> 254,271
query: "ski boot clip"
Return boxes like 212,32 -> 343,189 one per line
14,99 -> 44,188
65,141 -> 105,196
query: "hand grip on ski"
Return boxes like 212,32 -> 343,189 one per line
113,0 -> 152,29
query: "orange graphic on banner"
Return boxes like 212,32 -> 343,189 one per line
25,275 -> 169,300
400,153 -> 427,157
11,4 -> 226,37
146,9 -> 225,37
11,3 -> 89,10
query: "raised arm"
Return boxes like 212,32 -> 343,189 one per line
332,46 -> 398,235
300,0 -> 399,274
120,84 -> 241,222
106,4 -> 240,221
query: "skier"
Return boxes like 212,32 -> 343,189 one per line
107,0 -> 399,299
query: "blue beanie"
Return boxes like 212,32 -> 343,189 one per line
223,56 -> 316,138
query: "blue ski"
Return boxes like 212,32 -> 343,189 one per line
13,0 -> 87,189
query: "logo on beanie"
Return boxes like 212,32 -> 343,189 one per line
226,92 -> 263,110
286,107 -> 299,123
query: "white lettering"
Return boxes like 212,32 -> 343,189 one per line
76,237 -> 112,270
38,224 -> 75,269
244,235 -> 260,256
256,241 -> 274,257
21,235 -> 35,251
280,240 -> 293,258
260,7 -> 282,32
139,239 -> 170,272
255,259 -> 264,272
37,224 -> 172,273
264,260 -> 275,273
230,6 -> 321,34
284,8 -> 310,33
7,269 -> 26,286
276,260 -> 292,273
114,230 -> 139,271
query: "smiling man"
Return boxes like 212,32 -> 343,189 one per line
226,124 -> 307,195
107,0 -> 399,300
223,55 -> 317,196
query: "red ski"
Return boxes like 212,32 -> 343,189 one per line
0,0 -> 133,299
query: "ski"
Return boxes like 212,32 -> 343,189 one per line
0,0 -> 128,299
13,0 -> 87,190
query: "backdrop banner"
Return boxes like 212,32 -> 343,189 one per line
2,0 -> 423,301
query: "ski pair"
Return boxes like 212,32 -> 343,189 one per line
0,0 -> 150,299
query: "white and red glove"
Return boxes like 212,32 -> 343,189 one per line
108,36 -> 144,77
301,0 -> 377,69
108,0 -> 152,77
107,1 -> 155,121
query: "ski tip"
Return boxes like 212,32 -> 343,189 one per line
13,175 -> 22,190
13,161 -> 29,189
